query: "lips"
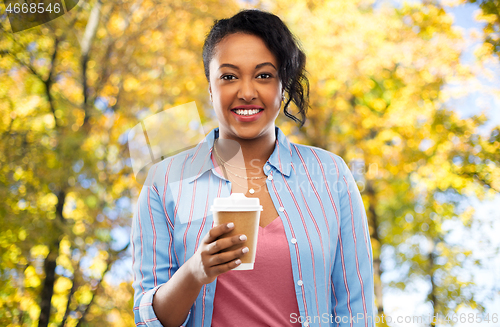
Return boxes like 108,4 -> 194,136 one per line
230,106 -> 264,122
232,108 -> 263,116
231,104 -> 263,111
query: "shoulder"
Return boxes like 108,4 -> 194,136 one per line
289,142 -> 348,177
144,144 -> 206,187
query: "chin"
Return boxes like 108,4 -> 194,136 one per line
232,125 -> 272,140
233,129 -> 260,140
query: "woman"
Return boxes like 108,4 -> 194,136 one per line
132,9 -> 375,327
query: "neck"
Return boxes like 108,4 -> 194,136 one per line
215,127 -> 276,169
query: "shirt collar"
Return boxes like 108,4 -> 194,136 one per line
268,126 -> 293,177
186,126 -> 293,184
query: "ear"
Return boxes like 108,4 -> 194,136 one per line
208,85 -> 212,100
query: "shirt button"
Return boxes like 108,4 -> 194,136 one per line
297,280 -> 303,286
265,164 -> 271,171
304,322 -> 309,327
291,238 -> 297,244
267,175 -> 273,180
279,206 -> 284,212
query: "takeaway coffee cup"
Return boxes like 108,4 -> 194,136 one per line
211,193 -> 263,270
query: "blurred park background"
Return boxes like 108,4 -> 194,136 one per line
1,0 -> 500,326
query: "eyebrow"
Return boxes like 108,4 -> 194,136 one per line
218,62 -> 278,71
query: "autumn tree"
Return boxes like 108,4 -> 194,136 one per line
2,0 -> 499,326
465,0 -> 500,56
0,0 -> 238,326
267,0 -> 500,322
0,2 -> 133,325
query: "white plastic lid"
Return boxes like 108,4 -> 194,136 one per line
210,193 -> 263,212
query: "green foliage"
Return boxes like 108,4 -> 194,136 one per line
466,0 -> 500,56
0,0 -> 499,326
273,0 -> 500,319
0,0 -> 239,325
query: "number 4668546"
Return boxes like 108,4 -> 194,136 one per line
5,2 -> 61,14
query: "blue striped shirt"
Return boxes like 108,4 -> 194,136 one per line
132,126 -> 375,327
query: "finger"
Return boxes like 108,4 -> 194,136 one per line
211,258 -> 243,275
208,246 -> 249,267
207,234 -> 247,255
203,222 -> 235,244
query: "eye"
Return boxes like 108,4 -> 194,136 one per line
257,73 -> 272,79
221,74 -> 236,80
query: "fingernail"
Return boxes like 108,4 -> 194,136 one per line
227,222 -> 234,228
235,259 -> 241,265
242,247 -> 249,254
239,235 -> 247,241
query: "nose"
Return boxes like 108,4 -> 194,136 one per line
237,78 -> 257,102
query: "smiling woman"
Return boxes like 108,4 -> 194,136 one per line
132,9 -> 375,327
208,33 -> 282,146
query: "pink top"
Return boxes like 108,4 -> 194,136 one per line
211,216 -> 301,326
210,151 -> 300,325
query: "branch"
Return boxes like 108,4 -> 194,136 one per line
88,38 -> 115,117
56,88 -> 85,110
45,36 -> 61,129
72,241 -> 130,326
366,180 -> 385,316
81,0 -> 147,120
89,0 -> 146,103
38,189 -> 66,327
471,173 -> 500,193
74,262 -> 111,327
81,0 -> 103,121
37,243 -> 60,327
454,167 -> 500,193
110,79 -> 123,112
428,240 -> 438,327
0,49 -> 45,82
5,97 -> 16,136
59,270 -> 78,327
80,0 -> 102,58
17,309 -> 26,325
2,38 -> 59,128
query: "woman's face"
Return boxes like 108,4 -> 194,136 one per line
208,33 -> 283,142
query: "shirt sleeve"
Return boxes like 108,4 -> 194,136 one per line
131,176 -> 191,327
331,158 -> 376,327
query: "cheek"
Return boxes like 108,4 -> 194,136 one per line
263,86 -> 282,106
213,90 -> 230,106
215,84 -> 238,102
211,89 -> 232,115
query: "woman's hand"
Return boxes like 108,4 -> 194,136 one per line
187,222 -> 248,286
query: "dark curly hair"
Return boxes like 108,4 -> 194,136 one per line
202,9 -> 309,128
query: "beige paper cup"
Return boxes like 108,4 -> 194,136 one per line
211,193 -> 263,270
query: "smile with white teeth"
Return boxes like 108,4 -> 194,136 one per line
233,109 -> 262,116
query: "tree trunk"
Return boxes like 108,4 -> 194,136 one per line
38,190 -> 66,327
81,0 -> 102,125
60,274 -> 77,327
38,243 -> 59,327
75,258 -> 112,327
366,181 -> 385,316
429,241 -> 438,327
